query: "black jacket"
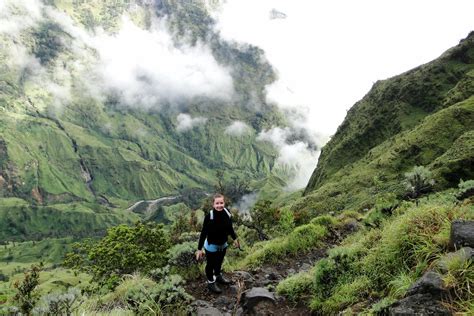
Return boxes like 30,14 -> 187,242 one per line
198,209 -> 237,250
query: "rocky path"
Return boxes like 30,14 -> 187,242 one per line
184,248 -> 328,315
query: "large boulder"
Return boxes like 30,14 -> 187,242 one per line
449,220 -> 474,249
241,287 -> 276,312
388,293 -> 451,316
406,271 -> 446,298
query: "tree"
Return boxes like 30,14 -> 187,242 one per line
404,166 -> 435,205
64,222 -> 170,288
236,200 -> 279,241
13,265 -> 41,315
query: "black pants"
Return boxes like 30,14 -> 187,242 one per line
205,249 -> 226,282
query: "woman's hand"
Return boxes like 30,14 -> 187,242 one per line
195,250 -> 204,261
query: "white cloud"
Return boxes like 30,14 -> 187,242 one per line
0,0 -> 43,35
225,121 -> 251,136
176,113 -> 208,132
1,0 -> 235,111
91,17 -> 234,108
215,0 -> 474,139
257,127 -> 319,190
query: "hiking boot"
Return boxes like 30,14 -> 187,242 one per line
207,282 -> 222,294
216,274 -> 232,285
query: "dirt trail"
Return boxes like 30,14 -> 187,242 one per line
184,225 -> 355,315
184,247 -> 329,315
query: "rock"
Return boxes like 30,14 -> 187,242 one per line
388,293 -> 451,316
234,271 -> 254,281
234,270 -> 254,288
300,263 -> 312,272
406,271 -> 446,297
215,295 -> 232,307
235,307 -> 244,316
197,306 -> 223,316
344,219 -> 359,233
192,300 -> 212,308
242,287 -> 276,311
438,247 -> 474,272
449,220 -> 474,249
228,285 -> 239,295
287,268 -> 296,275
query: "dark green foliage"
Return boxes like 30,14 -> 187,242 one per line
236,200 -> 279,241
12,265 -> 41,315
31,22 -> 66,65
64,222 -> 170,288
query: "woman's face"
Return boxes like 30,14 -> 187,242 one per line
213,197 -> 225,211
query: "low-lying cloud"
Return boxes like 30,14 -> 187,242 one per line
92,17 -> 234,108
1,0 -> 235,111
176,113 -> 208,132
257,127 -> 319,190
225,121 -> 251,136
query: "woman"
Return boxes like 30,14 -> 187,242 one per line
196,194 -> 240,293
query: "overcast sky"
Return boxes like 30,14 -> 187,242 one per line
214,0 -> 474,138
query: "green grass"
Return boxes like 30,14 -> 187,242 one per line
295,97 -> 474,217
276,192 -> 474,314
234,223 -> 327,269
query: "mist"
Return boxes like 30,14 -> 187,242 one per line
0,0 -> 235,111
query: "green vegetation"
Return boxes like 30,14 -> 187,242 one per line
276,192 -> 474,314
64,222 -> 170,288
235,222 -> 327,269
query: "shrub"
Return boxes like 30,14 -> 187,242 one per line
64,222 -> 170,288
166,241 -> 201,278
404,165 -> 435,203
457,179 -> 474,200
99,271 -> 192,315
12,265 -> 41,315
33,288 -> 82,315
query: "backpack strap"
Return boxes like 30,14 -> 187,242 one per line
209,208 -> 231,220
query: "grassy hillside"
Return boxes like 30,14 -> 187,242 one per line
305,32 -> 474,195
0,0 -> 290,241
300,33 -> 474,216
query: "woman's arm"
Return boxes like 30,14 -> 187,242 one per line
197,215 -> 209,250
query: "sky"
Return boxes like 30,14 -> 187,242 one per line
214,0 -> 474,138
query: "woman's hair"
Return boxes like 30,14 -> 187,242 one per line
213,193 -> 225,202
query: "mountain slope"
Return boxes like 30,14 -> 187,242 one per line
305,32 -> 474,195
299,32 -> 474,215
0,0 -> 292,240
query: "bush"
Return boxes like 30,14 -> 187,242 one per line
98,270 -> 192,315
404,165 -> 435,202
64,222 -> 170,288
33,288 -> 82,315
166,241 -> 200,278
457,179 -> 474,200
12,265 -> 41,315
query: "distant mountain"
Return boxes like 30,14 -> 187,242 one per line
0,0 -> 298,240
300,31 -> 474,214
